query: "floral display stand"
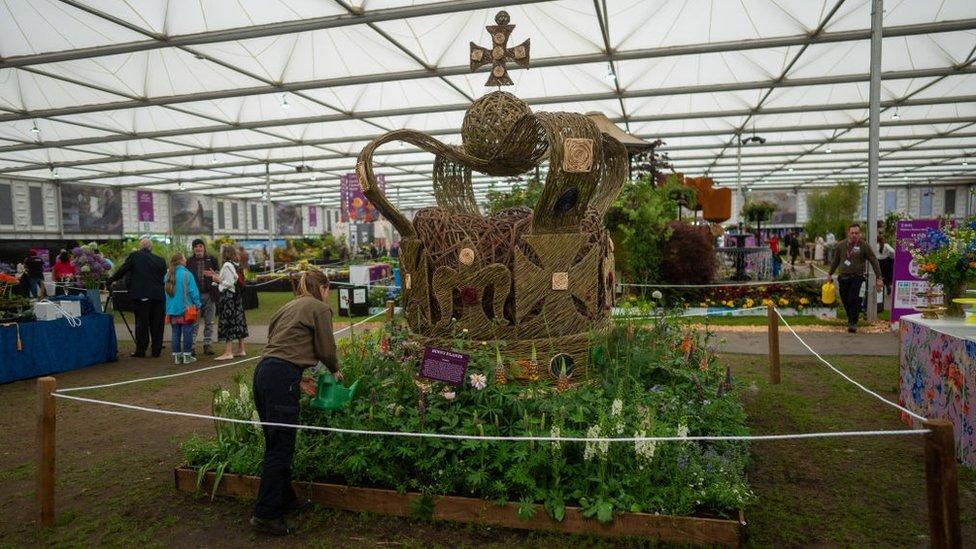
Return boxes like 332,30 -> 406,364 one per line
899,314 -> 976,466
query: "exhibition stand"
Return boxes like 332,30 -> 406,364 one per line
899,313 -> 976,467
0,311 -> 117,384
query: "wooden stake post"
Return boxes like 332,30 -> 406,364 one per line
386,299 -> 395,321
36,376 -> 56,527
767,305 -> 780,384
923,420 -> 961,549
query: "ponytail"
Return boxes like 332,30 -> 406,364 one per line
294,270 -> 330,302
166,252 -> 185,297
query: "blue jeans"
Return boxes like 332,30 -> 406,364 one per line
27,277 -> 42,298
170,322 -> 195,353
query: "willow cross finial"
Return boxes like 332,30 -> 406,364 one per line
469,10 -> 531,86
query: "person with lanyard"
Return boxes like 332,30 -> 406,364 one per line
250,269 -> 341,536
826,223 -> 883,333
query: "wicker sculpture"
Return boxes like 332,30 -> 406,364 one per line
354,12 -> 628,380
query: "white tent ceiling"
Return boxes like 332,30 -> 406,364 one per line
0,0 -> 974,207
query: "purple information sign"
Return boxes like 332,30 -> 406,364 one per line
308,206 -> 317,227
137,190 -> 154,222
891,219 -> 940,323
339,173 -> 385,223
420,347 -> 470,387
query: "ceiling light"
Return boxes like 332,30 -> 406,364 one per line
891,108 -> 900,121
964,160 -> 969,167
604,63 -> 616,81
310,173 -> 317,181
178,181 -> 185,190
50,167 -> 59,178
318,198 -> 325,205
825,146 -> 832,153
280,93 -> 290,110
211,155 -> 218,164
30,124 -> 40,134
788,167 -> 794,173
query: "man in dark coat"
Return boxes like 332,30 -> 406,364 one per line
187,238 -> 219,355
107,238 -> 166,357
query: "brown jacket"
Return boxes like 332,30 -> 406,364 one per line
829,238 -> 882,279
262,296 -> 338,371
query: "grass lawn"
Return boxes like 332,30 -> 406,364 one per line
0,342 -> 971,546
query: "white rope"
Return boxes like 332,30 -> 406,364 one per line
619,277 -> 821,289
58,309 -> 390,394
332,310 -> 387,335
36,299 -> 82,327
49,392 -> 930,443
773,307 -> 927,422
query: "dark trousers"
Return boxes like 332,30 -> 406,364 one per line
132,299 -> 165,356
838,275 -> 864,327
253,357 -> 303,519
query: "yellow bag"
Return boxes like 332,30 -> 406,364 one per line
821,281 -> 836,305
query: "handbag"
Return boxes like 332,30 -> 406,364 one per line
183,271 -> 199,322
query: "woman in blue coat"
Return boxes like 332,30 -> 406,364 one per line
164,252 -> 202,365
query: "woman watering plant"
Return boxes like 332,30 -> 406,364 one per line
163,253 -> 201,365
250,270 -> 342,536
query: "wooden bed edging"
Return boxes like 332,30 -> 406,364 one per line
174,468 -> 745,546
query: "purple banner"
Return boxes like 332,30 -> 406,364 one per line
308,206 -> 317,227
892,219 -> 940,323
420,347 -> 470,386
137,190 -> 154,222
339,173 -> 385,223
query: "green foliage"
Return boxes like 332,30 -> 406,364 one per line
805,181 -> 861,238
882,210 -> 908,244
483,176 -> 543,214
604,176 -> 680,283
181,316 -> 754,523
741,200 -> 776,223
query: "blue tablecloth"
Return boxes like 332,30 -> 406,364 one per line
0,313 -> 118,384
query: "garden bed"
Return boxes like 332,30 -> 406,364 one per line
174,468 -> 745,545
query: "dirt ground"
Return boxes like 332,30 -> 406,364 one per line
0,342 -> 973,547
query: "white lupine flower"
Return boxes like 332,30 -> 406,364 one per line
615,421 -> 625,435
469,373 -> 487,390
583,425 -> 601,461
219,389 -> 231,404
610,398 -> 623,417
652,290 -> 663,300
634,431 -> 657,461
238,383 -> 251,402
677,423 -> 689,438
550,426 -> 561,450
251,410 -> 260,422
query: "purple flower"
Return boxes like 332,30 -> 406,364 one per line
71,247 -> 82,257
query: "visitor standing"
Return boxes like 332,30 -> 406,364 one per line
163,253 -> 201,365
826,223 -> 883,333
210,244 -> 249,361
877,235 -> 896,294
52,250 -> 76,295
769,234 -> 781,278
322,246 -> 332,265
339,244 -> 349,262
814,235 -> 825,263
24,250 -> 45,298
787,231 -> 800,269
237,245 -> 250,272
108,239 -> 167,357
825,231 -> 836,264
250,270 -> 340,536
186,238 -> 219,355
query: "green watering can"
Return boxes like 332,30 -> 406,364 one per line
310,371 -> 360,411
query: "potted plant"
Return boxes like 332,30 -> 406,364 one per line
741,200 -> 777,241
71,243 -> 113,313
904,221 -> 976,318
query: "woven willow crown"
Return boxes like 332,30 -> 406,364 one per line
353,12 -> 628,378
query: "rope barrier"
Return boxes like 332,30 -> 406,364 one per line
56,309 -> 389,394
773,307 -> 926,422
47,392 -> 932,443
611,306 -> 769,320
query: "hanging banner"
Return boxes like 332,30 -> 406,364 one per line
308,206 -> 317,227
275,203 -> 302,235
891,219 -> 941,323
136,190 -> 154,222
60,183 -> 123,235
339,173 -> 385,223
170,192 -> 213,235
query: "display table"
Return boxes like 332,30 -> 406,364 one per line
0,312 -> 118,384
899,314 -> 976,466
